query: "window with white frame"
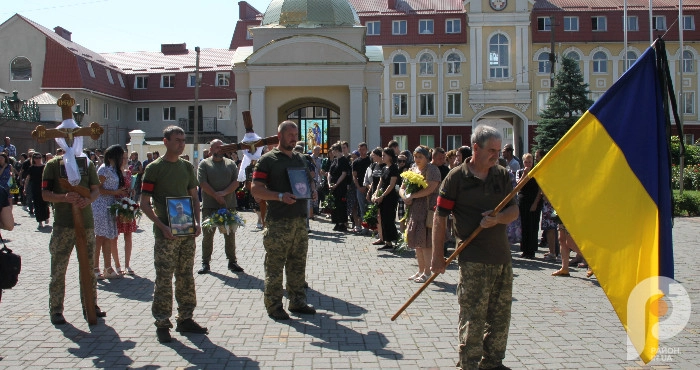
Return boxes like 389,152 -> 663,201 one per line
447,53 -> 461,74
115,106 -> 120,121
393,54 -> 407,75
538,53 -> 551,74
626,16 -> 639,31
86,61 -> 95,78
593,51 -> 608,73
10,57 -> 31,80
537,91 -> 550,114
537,17 -> 551,31
419,53 -> 434,75
136,107 -> 150,122
117,73 -> 125,88
590,91 -> 604,102
625,51 -> 638,71
489,33 -> 509,78
683,50 -> 694,73
393,135 -> 408,151
419,19 -> 434,34
653,15 -> 666,30
393,94 -> 408,116
683,15 -> 695,30
216,72 -> 230,86
446,135 -> 462,151
419,94 -> 435,116
188,73 -> 201,87
106,70 -> 114,84
217,105 -> 231,120
392,20 -> 407,35
683,91 -> 695,114
446,92 -> 461,115
83,98 -> 90,115
446,19 -> 460,34
420,135 -> 434,148
103,103 -> 108,119
366,21 -> 380,35
592,16 -> 607,31
564,16 -> 578,31
135,75 -> 148,89
161,74 -> 175,88
163,107 -> 176,121
684,134 -> 695,145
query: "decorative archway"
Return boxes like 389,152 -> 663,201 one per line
279,98 -> 340,153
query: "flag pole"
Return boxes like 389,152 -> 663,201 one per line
391,174 -> 532,321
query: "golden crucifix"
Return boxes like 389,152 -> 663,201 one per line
32,93 -> 103,325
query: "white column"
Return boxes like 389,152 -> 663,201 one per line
349,86 -> 364,146
516,25 -> 530,89
366,87 -> 381,149
128,129 -> 146,160
236,88 -> 250,143
410,60 -> 417,122
250,87 -> 266,137
383,61 -> 391,121
470,27 -> 483,89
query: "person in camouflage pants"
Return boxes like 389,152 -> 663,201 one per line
262,218 -> 308,312
152,237 -> 196,324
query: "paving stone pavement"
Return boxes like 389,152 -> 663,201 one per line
0,206 -> 698,369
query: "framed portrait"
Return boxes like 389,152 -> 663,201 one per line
166,196 -> 196,236
287,167 -> 312,199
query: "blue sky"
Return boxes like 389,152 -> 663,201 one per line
2,0 -> 271,53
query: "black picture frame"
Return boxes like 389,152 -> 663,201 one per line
287,167 -> 311,199
166,196 -> 196,236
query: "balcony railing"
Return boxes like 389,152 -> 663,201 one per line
178,117 -> 218,133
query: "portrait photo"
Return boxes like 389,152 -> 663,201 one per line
166,196 -> 196,236
287,167 -> 311,199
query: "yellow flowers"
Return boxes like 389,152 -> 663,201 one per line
400,171 -> 428,195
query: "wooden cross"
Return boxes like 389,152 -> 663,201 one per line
32,93 -> 102,325
219,111 -> 279,154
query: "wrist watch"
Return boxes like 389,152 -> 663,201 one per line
278,192 -> 284,201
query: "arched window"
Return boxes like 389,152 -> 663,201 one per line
446,53 -> 461,74
489,34 -> 509,78
683,50 -> 694,73
419,53 -> 434,75
393,54 -> 407,75
565,51 -> 581,71
625,51 -> 638,71
593,51 -> 608,73
10,57 -> 31,81
538,52 -> 551,74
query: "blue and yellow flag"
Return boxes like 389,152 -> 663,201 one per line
529,46 -> 673,363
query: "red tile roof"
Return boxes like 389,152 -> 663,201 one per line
100,49 -> 236,75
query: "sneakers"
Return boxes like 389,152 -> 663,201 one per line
268,308 -> 291,321
156,328 -> 172,343
228,261 -> 244,273
51,313 -> 66,325
289,305 -> 316,315
198,263 -> 210,274
175,318 -> 208,334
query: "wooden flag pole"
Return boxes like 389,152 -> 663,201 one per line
33,94 -> 104,325
391,174 -> 532,321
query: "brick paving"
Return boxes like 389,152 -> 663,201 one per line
0,206 -> 698,369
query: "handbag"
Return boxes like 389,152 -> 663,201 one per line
425,208 -> 435,228
0,232 -> 21,290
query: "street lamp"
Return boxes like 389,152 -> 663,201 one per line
73,104 -> 85,125
7,91 -> 24,116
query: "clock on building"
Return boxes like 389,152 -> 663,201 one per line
490,0 -> 507,11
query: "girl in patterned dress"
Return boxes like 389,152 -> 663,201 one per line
117,151 -> 138,274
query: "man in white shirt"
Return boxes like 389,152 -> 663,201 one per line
501,143 -> 520,172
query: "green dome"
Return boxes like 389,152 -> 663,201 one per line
262,0 -> 360,28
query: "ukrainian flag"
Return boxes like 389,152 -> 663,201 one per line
528,46 -> 673,363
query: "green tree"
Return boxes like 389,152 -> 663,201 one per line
534,56 -> 594,152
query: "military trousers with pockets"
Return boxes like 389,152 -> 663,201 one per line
152,236 -> 197,328
457,261 -> 513,370
49,226 -> 97,314
262,217 -> 308,313
201,207 -> 237,264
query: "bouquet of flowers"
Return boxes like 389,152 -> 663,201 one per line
362,189 -> 382,230
399,171 -> 429,222
321,190 -> 336,212
201,208 -> 245,235
110,197 -> 142,222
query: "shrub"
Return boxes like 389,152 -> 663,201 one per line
670,136 -> 700,166
673,191 -> 700,217
671,164 -> 700,190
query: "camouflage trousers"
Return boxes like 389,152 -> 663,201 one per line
457,261 -> 513,370
201,208 -> 237,264
49,226 -> 97,314
263,217 -> 308,313
152,236 -> 197,328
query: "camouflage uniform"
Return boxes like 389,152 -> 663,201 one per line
49,226 -> 97,314
262,218 -> 308,312
152,237 -> 197,328
201,208 -> 237,264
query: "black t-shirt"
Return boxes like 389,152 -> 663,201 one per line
330,156 -> 351,186
369,162 -> 385,194
21,159 -> 31,179
352,156 -> 371,185
438,164 -> 450,180
253,148 -> 310,220
379,163 -> 399,194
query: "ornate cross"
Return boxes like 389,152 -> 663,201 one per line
31,94 -> 103,146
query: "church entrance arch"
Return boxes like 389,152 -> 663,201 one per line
280,98 -> 340,154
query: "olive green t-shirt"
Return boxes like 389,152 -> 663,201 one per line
253,148 -> 310,221
141,157 -> 198,238
42,155 -> 99,228
197,157 -> 238,210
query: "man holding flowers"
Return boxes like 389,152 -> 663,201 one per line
197,139 -> 241,274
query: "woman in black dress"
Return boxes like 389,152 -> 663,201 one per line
327,143 -> 350,231
516,153 -> 542,258
371,147 -> 400,249
25,152 -> 50,228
